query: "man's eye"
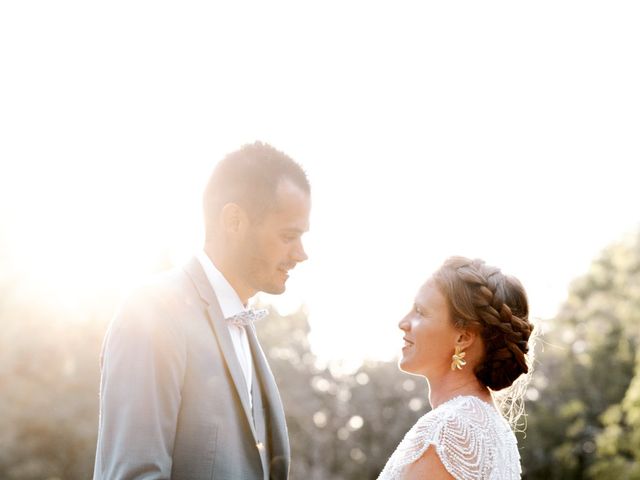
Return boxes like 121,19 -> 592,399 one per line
414,305 -> 422,315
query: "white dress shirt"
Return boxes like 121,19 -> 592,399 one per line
196,251 -> 253,407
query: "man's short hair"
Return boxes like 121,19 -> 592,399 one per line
203,141 -> 309,237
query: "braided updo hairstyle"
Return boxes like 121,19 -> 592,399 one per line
433,256 -> 533,391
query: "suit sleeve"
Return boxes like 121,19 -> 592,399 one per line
93,286 -> 186,480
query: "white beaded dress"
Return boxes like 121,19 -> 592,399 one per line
377,395 -> 521,480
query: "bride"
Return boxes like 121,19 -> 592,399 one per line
378,257 -> 534,480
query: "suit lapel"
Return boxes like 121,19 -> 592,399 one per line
183,257 -> 257,440
246,324 -> 291,477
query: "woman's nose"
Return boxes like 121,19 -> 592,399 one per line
398,315 -> 410,331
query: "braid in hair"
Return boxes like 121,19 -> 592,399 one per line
434,257 -> 533,391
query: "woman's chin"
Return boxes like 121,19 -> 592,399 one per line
398,357 -> 415,374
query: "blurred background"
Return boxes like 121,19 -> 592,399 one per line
1,1 -> 639,479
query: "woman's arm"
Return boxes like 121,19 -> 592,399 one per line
402,445 -> 455,480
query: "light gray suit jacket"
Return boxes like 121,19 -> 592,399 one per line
93,258 -> 290,479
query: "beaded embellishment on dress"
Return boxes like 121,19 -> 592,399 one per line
377,396 -> 521,480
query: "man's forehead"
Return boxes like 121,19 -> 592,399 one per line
268,211 -> 310,231
274,178 -> 310,200
261,199 -> 310,231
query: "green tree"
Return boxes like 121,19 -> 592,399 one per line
589,349 -> 640,479
520,228 -> 640,479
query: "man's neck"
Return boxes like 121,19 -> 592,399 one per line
203,244 -> 253,305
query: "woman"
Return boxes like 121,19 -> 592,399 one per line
378,257 -> 534,480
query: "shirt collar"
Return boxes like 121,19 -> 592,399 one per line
196,251 -> 246,319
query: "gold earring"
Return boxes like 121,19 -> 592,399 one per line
451,346 -> 467,371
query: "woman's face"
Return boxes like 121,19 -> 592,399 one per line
398,278 -> 460,377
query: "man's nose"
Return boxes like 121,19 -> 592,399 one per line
398,315 -> 410,331
292,240 -> 308,263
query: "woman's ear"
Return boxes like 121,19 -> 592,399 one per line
455,329 -> 477,351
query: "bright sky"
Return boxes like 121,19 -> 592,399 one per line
1,2 -> 639,366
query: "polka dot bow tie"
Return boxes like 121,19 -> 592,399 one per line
226,308 -> 269,327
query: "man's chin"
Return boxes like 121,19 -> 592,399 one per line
261,282 -> 287,295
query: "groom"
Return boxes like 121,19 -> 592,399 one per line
93,142 -> 310,479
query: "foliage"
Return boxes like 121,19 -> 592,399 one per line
0,279 -> 108,479
519,228 -> 640,479
589,349 -> 640,479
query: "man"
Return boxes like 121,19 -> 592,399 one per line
94,142 -> 310,479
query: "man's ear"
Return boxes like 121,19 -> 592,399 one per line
220,203 -> 248,234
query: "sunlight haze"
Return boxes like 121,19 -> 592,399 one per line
1,1 -> 639,366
